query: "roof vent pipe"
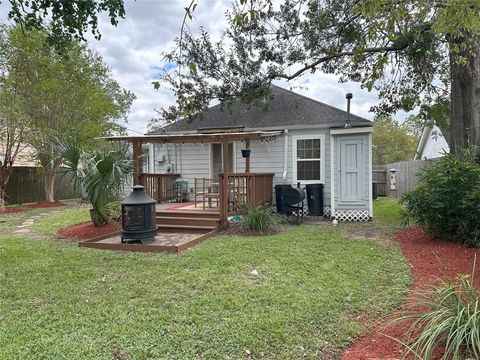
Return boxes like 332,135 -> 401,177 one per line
345,93 -> 353,129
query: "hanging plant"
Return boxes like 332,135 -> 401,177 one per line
241,149 -> 251,158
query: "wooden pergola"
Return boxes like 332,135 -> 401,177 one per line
104,130 -> 282,224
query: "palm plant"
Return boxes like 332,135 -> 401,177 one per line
57,138 -> 132,226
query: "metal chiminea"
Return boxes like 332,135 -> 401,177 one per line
121,185 -> 158,244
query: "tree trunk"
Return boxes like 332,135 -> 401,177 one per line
0,165 -> 12,209
43,165 -> 58,202
449,34 -> 480,153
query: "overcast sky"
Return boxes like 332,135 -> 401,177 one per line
0,0 -> 408,135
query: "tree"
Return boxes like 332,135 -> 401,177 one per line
0,23 -> 29,208
154,0 -> 480,153
3,0 -> 126,44
2,25 -> 135,202
372,116 -> 418,165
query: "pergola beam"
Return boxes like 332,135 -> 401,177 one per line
101,130 -> 282,144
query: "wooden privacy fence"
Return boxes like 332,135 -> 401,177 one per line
373,159 -> 433,198
4,166 -> 81,205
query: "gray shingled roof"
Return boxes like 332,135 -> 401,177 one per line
151,85 -> 371,134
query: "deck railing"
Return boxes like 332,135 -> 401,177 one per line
219,173 -> 274,213
139,173 -> 180,202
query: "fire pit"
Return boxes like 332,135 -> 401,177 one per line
121,185 -> 158,244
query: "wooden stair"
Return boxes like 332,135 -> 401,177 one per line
156,210 -> 220,233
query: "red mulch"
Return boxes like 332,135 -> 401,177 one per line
342,227 -> 480,360
1,201 -> 66,214
58,221 -> 121,240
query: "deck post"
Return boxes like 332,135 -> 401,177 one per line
245,139 -> 250,173
132,139 -> 143,185
220,140 -> 230,226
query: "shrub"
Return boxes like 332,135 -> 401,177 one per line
399,275 -> 480,360
57,139 -> 132,226
241,204 -> 282,233
401,147 -> 480,247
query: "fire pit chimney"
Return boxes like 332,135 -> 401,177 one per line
121,185 -> 158,243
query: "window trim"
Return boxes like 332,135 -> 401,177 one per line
292,134 -> 326,185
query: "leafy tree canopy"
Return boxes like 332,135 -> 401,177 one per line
373,116 -> 418,165
153,0 -> 480,152
0,24 -> 135,201
3,0 -> 126,44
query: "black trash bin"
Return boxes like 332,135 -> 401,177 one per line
305,183 -> 324,216
372,183 -> 379,200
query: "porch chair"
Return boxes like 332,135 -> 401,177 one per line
194,178 -> 220,209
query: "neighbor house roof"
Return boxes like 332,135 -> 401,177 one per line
150,85 -> 371,134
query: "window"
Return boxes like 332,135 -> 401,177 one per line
293,135 -> 325,184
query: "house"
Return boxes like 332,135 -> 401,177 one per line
0,142 -> 38,167
135,85 -> 373,222
414,125 -> 450,160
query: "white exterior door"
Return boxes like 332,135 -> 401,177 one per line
339,138 -> 364,204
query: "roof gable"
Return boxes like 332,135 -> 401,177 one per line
151,85 -> 371,134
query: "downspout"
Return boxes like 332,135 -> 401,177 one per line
282,129 -> 289,181
148,143 -> 154,173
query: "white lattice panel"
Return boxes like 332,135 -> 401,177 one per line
323,207 -> 331,217
334,210 -> 370,222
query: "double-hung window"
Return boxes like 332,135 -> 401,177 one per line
293,135 -> 325,184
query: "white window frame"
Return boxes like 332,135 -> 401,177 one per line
292,134 -> 325,185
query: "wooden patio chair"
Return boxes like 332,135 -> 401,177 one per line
194,178 -> 220,209
203,178 -> 220,210
194,178 -> 207,208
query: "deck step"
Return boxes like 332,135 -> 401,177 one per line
156,216 -> 220,227
156,210 -> 220,219
157,224 -> 216,233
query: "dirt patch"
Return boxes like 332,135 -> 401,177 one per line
342,227 -> 480,360
58,221 -> 121,240
1,201 -> 66,214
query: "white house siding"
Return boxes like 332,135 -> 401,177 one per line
153,142 -> 210,199
236,128 -> 332,209
332,133 -> 371,220
422,125 -> 450,159
151,128 -> 333,208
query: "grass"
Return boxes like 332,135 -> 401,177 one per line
0,202 -> 410,359
373,197 -> 403,225
32,207 -> 90,235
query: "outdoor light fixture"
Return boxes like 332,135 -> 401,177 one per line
345,93 -> 353,129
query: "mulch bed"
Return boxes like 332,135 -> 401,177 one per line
342,227 -> 480,360
1,201 -> 66,214
58,221 -> 121,240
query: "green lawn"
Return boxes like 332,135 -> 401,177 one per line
32,207 -> 90,235
0,201 -> 409,359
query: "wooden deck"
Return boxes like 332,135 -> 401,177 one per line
79,230 -> 214,253
79,202 -> 220,253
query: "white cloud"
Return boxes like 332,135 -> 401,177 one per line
1,0 -> 410,135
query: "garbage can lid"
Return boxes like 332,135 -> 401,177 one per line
305,183 -> 324,189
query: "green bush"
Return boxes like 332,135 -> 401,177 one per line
399,275 -> 480,360
241,204 -> 282,233
401,148 -> 480,247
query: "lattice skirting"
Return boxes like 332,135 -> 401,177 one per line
323,206 -> 331,217
332,209 -> 370,222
